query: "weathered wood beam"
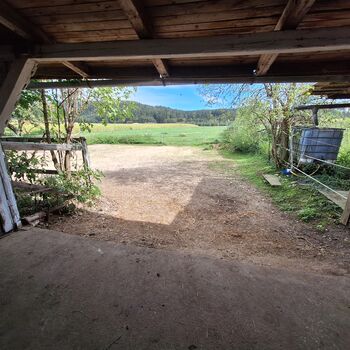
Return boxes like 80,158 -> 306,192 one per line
118,0 -> 170,78
341,192 -> 350,225
256,0 -> 316,76
0,58 -> 37,134
295,103 -> 350,110
26,74 -> 350,90
62,61 -> 90,79
1,141 -> 82,151
119,0 -> 152,38
33,27 -> 350,62
33,59 -> 350,81
152,58 -> 169,78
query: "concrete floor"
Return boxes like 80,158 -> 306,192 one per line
0,228 -> 349,350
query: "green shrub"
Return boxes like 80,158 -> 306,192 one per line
221,109 -> 262,153
43,168 -> 103,206
337,150 -> 350,168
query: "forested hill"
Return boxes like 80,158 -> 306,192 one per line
82,101 -> 236,126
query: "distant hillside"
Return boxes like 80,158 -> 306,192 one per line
81,101 -> 236,126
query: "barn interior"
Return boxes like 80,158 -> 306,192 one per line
0,1 -> 350,348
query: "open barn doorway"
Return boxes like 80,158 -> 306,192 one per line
0,0 -> 350,348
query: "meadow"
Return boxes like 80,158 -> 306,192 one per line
79,123 -> 226,146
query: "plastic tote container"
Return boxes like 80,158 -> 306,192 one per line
298,127 -> 344,164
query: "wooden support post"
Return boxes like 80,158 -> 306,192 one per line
341,192 -> 350,226
0,58 -> 37,232
0,57 -> 37,133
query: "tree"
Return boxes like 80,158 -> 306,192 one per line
41,87 -> 133,173
199,83 -> 313,166
8,90 -> 42,135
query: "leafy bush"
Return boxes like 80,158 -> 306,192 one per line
6,150 -> 103,216
337,150 -> 350,168
43,168 -> 103,206
221,108 -> 262,153
6,150 -> 46,183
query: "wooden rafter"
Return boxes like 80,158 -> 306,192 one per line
62,61 -> 90,79
256,0 -> 316,76
119,0 -> 170,78
0,0 -> 89,79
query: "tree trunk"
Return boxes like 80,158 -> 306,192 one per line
41,89 -> 60,171
63,117 -> 75,176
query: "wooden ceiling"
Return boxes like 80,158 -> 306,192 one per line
1,0 -> 350,86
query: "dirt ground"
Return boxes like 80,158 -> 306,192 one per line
49,145 -> 350,275
1,228 -> 349,350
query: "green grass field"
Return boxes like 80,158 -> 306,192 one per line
80,123 -> 226,146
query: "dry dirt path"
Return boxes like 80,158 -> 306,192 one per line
50,145 -> 350,275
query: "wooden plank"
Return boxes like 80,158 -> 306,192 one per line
42,20 -> 132,33
32,27 -> 350,62
1,141 -> 82,151
152,17 -> 278,34
50,30 -> 137,43
149,1 -> 285,17
12,181 -> 53,195
0,136 -> 85,143
10,0 -> 108,9
151,7 -> 284,27
263,174 -> 281,186
295,103 -> 350,110
0,144 -> 21,232
0,176 -> 13,233
20,1 -> 123,16
0,58 -> 37,134
256,0 -> 316,75
318,189 -> 349,211
341,191 -> 350,225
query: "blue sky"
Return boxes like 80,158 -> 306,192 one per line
131,85 -> 216,110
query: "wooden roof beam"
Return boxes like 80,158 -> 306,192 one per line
256,0 -> 316,76
34,60 -> 350,81
26,72 -> 350,90
119,0 -> 170,78
32,27 -> 350,62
